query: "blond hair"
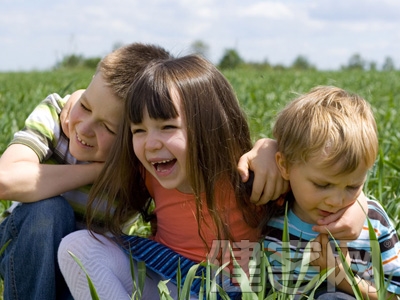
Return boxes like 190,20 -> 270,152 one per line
273,85 -> 378,173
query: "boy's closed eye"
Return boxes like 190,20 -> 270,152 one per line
313,182 -> 363,191
79,100 -> 117,135
346,185 -> 363,191
313,182 -> 330,189
80,102 -> 91,112
103,123 -> 116,135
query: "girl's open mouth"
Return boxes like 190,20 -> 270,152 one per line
151,159 -> 177,173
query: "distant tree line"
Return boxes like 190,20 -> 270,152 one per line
54,40 -> 397,72
190,40 -> 397,71
54,54 -> 101,70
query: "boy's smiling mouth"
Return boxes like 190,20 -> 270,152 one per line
76,134 -> 93,147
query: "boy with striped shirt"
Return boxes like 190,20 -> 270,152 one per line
262,86 -> 400,299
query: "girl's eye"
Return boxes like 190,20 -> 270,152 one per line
131,128 -> 145,134
163,124 -> 177,130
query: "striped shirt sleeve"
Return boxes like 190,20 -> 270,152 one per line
9,93 -> 68,162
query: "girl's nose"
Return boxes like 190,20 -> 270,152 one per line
145,132 -> 162,151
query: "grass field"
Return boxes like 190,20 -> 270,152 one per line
1,68 -> 399,228
0,68 -> 399,298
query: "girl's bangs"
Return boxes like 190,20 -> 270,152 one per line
128,73 -> 179,123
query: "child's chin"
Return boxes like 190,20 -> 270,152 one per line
294,212 -> 316,224
69,147 -> 94,162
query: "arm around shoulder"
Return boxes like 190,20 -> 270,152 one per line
237,138 -> 288,204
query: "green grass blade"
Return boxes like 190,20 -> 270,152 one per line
0,239 -> 11,256
68,251 -> 100,300
208,261 -> 230,300
281,202 -> 293,297
264,251 -> 278,295
157,280 -> 174,300
215,285 -> 231,300
127,247 -> 146,300
206,259 -> 211,297
383,159 -> 400,172
292,239 -> 329,296
377,148 -> 385,201
137,261 -> 146,299
325,232 -> 363,299
248,243 -> 266,299
176,258 -> 181,299
180,262 -> 201,299
230,248 -> 258,299
293,239 -> 311,291
366,217 -> 387,299
305,268 -> 334,299
128,251 -> 138,300
198,271 -> 205,300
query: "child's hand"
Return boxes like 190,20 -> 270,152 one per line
312,193 -> 368,240
237,138 -> 289,205
61,89 -> 85,137
310,234 -> 351,283
311,233 -> 384,299
310,233 -> 331,270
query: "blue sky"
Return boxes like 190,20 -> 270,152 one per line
1,0 -> 400,71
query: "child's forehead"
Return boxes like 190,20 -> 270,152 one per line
306,152 -> 368,179
86,72 -> 118,98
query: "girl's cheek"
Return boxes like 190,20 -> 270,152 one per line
132,142 -> 142,158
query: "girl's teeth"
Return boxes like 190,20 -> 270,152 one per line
151,159 -> 172,165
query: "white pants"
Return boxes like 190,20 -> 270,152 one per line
58,230 -> 194,299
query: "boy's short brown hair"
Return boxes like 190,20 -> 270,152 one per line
97,43 -> 172,100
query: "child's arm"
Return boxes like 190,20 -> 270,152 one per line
0,143 -> 103,202
237,138 -> 289,204
311,234 -> 396,300
312,193 -> 368,240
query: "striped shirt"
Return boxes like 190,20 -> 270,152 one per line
264,199 -> 400,295
8,93 -> 93,221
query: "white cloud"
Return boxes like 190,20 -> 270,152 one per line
241,1 -> 295,19
310,0 -> 400,22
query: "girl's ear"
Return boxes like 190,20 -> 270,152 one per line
275,152 -> 290,180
